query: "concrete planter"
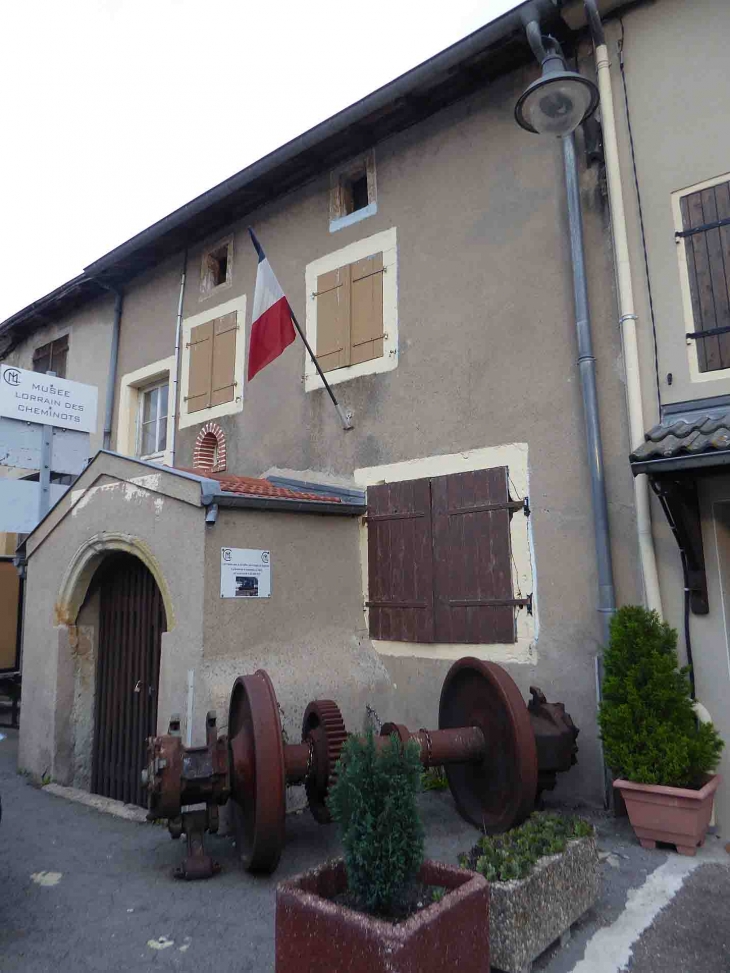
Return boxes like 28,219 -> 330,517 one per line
489,836 -> 599,973
614,774 -> 720,856
275,858 -> 489,973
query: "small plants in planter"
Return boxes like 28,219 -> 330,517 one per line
598,605 -> 724,855
459,812 -> 598,973
275,730 -> 489,973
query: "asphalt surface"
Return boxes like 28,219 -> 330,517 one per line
0,724 -> 728,972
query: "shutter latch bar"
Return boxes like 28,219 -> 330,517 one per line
448,594 -> 532,614
675,216 -> 730,240
686,325 -> 730,340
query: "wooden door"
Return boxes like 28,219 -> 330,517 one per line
92,554 -> 165,806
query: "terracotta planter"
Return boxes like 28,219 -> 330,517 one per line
276,858 -> 489,973
614,774 -> 720,856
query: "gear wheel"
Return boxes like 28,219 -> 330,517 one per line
302,700 -> 347,823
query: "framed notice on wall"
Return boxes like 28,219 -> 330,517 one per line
220,548 -> 271,599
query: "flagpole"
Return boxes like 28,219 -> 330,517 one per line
288,307 -> 353,430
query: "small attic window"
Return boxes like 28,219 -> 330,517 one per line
330,151 -> 377,232
200,236 -> 233,299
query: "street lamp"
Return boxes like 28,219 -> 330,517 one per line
515,38 -> 599,136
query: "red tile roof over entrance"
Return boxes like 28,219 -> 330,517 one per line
178,469 -> 342,504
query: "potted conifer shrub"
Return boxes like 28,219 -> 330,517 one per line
599,605 -> 724,855
275,730 -> 489,973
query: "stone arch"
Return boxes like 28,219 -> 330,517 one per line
55,531 -> 175,632
193,422 -> 227,472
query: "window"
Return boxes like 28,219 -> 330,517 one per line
187,311 -> 238,412
179,294 -> 246,430
675,174 -> 730,374
315,253 -> 385,373
305,228 -> 398,390
137,381 -> 168,458
33,335 -> 68,378
366,469 -> 530,645
200,236 -> 233,299
329,151 -> 377,232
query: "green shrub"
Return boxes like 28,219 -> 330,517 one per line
421,766 -> 449,792
459,812 -> 593,883
327,729 -> 424,916
598,605 -> 723,788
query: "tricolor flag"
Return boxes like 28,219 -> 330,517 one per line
247,228 -> 296,381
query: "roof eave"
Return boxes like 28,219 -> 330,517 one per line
631,451 -> 730,476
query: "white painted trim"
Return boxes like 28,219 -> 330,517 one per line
354,444 -> 537,664
178,293 -> 247,430
329,202 -> 378,234
304,227 -> 398,391
672,171 -> 730,384
116,356 -> 176,467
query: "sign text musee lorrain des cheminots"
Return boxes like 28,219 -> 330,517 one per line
0,365 -> 98,434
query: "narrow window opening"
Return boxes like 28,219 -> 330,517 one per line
341,169 -> 369,215
208,245 -> 229,287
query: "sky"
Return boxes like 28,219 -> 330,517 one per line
0,0 -> 518,324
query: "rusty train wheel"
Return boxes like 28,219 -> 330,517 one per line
439,657 -> 538,833
228,670 -> 286,873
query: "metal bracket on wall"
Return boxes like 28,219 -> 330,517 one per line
651,477 -> 709,615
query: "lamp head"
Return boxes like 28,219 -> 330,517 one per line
515,51 -> 599,137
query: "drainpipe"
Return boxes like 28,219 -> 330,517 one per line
169,251 -> 187,467
102,287 -> 123,450
584,0 -> 663,617
561,130 -> 616,647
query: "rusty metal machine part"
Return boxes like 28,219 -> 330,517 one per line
301,700 -> 348,823
228,670 -> 287,873
527,686 -> 579,796
143,710 -> 229,879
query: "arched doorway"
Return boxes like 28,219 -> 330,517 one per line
91,553 -> 167,806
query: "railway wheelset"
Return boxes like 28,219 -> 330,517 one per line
143,656 -> 579,879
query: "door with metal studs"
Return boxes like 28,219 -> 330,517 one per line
91,553 -> 166,806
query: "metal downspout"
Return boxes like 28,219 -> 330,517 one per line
562,133 -> 617,647
584,0 -> 663,617
103,287 -> 123,450
170,251 -> 187,467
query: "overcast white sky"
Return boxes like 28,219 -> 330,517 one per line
0,0 -> 518,323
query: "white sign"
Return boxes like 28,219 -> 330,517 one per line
0,365 -> 98,434
220,548 -> 271,599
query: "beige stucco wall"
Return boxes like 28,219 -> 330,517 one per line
18,458 -> 207,783
200,507 -> 394,747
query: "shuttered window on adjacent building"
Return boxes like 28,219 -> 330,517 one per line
367,468 -> 529,645
315,253 -> 384,373
33,335 -> 68,379
186,311 -> 238,413
679,178 -> 730,372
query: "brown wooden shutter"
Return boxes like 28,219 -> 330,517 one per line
315,267 -> 350,372
367,479 -> 435,643
431,468 -> 516,644
187,321 -> 213,413
350,253 -> 384,365
680,180 -> 730,372
211,312 -> 237,406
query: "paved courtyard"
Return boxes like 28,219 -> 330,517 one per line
0,725 -> 728,972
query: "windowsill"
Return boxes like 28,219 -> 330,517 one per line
199,278 -> 233,303
371,639 -> 535,664
305,354 -> 396,391
329,202 -> 377,234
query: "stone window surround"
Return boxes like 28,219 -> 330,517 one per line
354,443 -> 537,664
329,150 -> 378,234
304,227 -> 398,392
179,293 -> 247,430
199,234 -> 234,302
116,356 -> 176,467
672,170 -> 730,386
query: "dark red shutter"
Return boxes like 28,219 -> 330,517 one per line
366,479 -> 435,642
431,468 -> 516,644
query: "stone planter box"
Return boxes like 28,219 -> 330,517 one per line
276,858 -> 489,973
614,774 -> 720,856
489,836 -> 599,973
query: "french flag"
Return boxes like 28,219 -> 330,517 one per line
247,228 -> 296,381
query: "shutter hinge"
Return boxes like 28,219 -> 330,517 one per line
448,593 -> 532,613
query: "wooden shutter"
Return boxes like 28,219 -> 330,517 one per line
187,321 -> 214,413
680,180 -> 730,372
211,312 -> 237,406
350,254 -> 384,365
315,267 -> 350,372
367,479 -> 435,643
33,335 -> 68,378
431,468 -> 516,644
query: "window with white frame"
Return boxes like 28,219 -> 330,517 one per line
137,380 -> 169,459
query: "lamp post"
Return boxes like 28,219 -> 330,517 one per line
516,24 -> 615,653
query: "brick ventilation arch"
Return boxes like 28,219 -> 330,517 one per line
193,423 -> 227,472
